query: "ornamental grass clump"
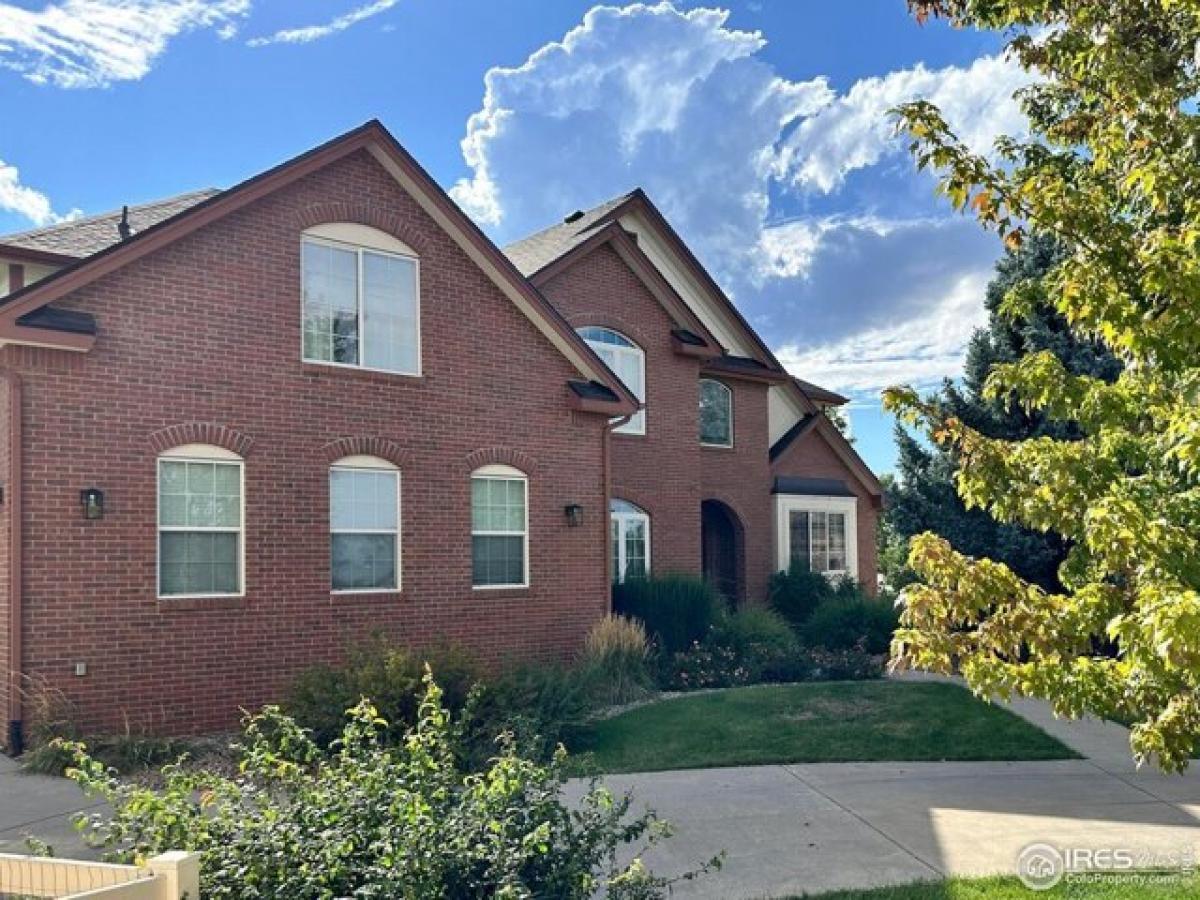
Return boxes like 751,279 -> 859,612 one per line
579,614 -> 654,707
63,671 -> 709,899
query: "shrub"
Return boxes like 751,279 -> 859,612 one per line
662,641 -> 750,691
462,661 -> 594,765
706,606 -> 810,684
804,643 -> 886,681
767,564 -> 838,630
613,575 -> 719,655
66,675 -> 705,899
578,615 -> 654,707
286,637 -> 481,747
803,598 -> 899,655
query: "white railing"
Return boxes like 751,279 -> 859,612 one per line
0,851 -> 199,899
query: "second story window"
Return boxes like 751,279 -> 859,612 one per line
302,224 -> 420,375
577,326 -> 645,435
699,378 -> 733,447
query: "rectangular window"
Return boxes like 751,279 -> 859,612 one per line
302,238 -> 419,375
788,509 -> 850,574
158,459 -> 242,596
330,467 -> 400,592
471,474 -> 528,587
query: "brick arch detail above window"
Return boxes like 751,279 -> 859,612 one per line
148,423 -> 254,458
565,314 -> 649,351
293,202 -> 434,258
319,436 -> 411,468
464,446 -> 539,476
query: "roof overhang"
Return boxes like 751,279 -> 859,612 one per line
0,244 -> 80,266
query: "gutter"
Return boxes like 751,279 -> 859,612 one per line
3,370 -> 20,755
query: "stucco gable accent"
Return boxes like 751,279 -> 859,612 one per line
319,436 -> 412,468
465,446 -> 540,475
148,423 -> 254,457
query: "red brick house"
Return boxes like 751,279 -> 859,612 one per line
0,121 -> 879,748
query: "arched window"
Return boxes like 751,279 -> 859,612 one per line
330,455 -> 400,593
158,444 -> 243,598
610,498 -> 650,583
577,326 -> 645,435
471,464 -> 529,588
699,378 -> 733,447
302,223 -> 420,375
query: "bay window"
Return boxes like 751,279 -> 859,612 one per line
774,494 -> 858,578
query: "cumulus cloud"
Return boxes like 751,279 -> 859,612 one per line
450,2 -> 1027,395
0,0 -> 248,88
774,53 -> 1035,194
247,0 -> 398,48
451,1 -> 833,242
0,158 -> 77,227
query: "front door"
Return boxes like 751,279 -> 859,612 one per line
701,500 -> 741,602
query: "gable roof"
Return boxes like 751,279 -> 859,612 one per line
507,190 -> 786,373
769,410 -> 882,503
0,121 -> 639,415
793,377 -> 849,407
0,190 -> 219,260
510,216 -> 721,355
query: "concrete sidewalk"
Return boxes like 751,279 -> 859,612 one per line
0,751 -> 103,856
590,683 -> 1200,899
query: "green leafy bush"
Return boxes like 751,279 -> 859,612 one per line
286,638 -> 480,747
707,606 -> 810,683
803,598 -> 899,655
578,615 -> 654,707
461,661 -> 594,765
65,675 -> 703,899
805,644 -> 886,681
663,641 -> 750,691
767,565 -> 839,629
613,575 -> 719,655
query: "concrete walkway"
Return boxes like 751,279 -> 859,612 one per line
0,751 -> 103,856
590,681 -> 1200,899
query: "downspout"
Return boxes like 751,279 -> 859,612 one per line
3,370 -> 20,755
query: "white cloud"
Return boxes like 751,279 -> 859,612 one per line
774,53 -> 1035,194
776,270 -> 991,395
0,158 -> 77,227
450,1 -> 833,230
247,0 -> 398,48
0,0 -> 249,88
452,2 -> 1026,394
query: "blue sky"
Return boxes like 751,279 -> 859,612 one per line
0,0 -> 1030,473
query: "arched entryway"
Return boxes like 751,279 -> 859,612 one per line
701,499 -> 744,603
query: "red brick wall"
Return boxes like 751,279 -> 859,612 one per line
770,427 -> 880,593
699,378 -> 773,602
539,244 -> 703,578
0,376 -> 10,740
537,243 -> 777,604
1,149 -> 612,736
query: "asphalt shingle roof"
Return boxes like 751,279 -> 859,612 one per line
502,192 -> 634,276
0,189 -> 221,259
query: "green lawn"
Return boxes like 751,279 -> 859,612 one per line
565,681 -> 1077,773
786,874 -> 1200,899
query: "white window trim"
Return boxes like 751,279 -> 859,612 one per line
156,446 -> 245,600
611,505 -> 651,583
330,457 -> 402,596
471,465 -> 530,590
773,493 -> 858,579
578,328 -> 646,436
301,230 -> 422,377
699,378 -> 734,448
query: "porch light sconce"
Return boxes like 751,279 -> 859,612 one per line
564,503 -> 584,528
80,488 -> 104,520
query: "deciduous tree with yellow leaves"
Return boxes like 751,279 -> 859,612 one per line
885,0 -> 1200,770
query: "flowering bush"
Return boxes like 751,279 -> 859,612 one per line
64,673 -> 702,899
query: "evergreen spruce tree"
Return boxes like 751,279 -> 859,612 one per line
885,233 -> 1120,591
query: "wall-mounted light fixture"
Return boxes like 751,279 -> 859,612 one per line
80,488 -> 104,520
564,503 -> 584,528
